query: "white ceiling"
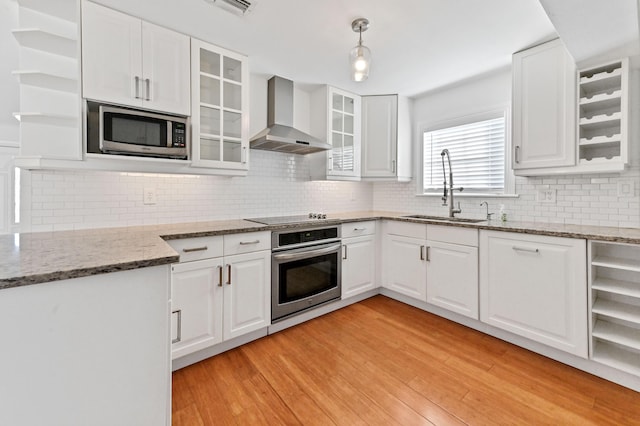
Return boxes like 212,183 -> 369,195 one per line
91,0 -> 637,98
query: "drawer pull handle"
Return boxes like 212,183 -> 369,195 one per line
172,309 -> 182,344
353,227 -> 366,231
239,240 -> 260,245
182,246 -> 208,253
512,246 -> 539,254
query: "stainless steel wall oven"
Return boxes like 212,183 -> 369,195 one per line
271,225 -> 341,322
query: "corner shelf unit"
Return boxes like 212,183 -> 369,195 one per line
12,0 -> 82,162
577,59 -> 629,169
588,241 -> 640,376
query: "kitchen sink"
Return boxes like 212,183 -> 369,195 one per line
402,214 -> 486,223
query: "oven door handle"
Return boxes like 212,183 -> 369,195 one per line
273,243 -> 342,262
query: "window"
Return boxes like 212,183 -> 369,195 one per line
422,110 -> 510,195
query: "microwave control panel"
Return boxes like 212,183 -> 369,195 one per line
172,122 -> 187,148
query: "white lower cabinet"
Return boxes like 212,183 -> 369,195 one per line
341,221 -> 377,298
426,225 -> 479,319
382,222 -> 428,302
168,231 -> 270,360
480,230 -> 588,357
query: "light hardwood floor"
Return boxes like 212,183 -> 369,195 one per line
172,295 -> 640,425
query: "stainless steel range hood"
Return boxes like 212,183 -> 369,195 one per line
250,76 -> 331,155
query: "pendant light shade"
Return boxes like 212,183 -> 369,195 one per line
350,18 -> 370,82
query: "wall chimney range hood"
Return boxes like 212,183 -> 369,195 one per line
250,76 -> 331,155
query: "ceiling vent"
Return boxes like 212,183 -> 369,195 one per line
204,0 -> 256,16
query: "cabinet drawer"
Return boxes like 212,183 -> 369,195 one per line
427,225 -> 478,247
384,220 -> 427,239
224,231 -> 271,256
166,236 -> 224,263
342,221 -> 376,238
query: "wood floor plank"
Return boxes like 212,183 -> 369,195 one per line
172,295 -> 640,425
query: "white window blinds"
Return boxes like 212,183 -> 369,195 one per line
423,115 -> 506,192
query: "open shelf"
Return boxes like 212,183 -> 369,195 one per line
592,299 -> 640,324
592,340 -> 640,376
12,28 -> 77,58
592,256 -> 640,272
13,112 -> 77,127
17,0 -> 77,22
12,70 -> 77,93
593,320 -> 640,351
579,112 -> 622,127
593,277 -> 640,298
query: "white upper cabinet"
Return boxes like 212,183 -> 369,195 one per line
190,38 -> 249,174
310,86 -> 361,181
361,95 -> 412,182
81,1 -> 190,116
512,39 -> 576,171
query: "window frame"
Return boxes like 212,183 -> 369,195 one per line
416,105 -> 516,197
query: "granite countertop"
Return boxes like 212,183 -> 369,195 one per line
3,211 -> 640,290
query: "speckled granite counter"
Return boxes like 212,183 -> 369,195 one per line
3,211 -> 640,289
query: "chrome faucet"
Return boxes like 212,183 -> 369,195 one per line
480,201 -> 494,220
441,149 -> 463,218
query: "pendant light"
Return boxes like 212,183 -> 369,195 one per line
350,18 -> 371,82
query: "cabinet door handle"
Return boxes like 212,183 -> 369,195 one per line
343,245 -> 348,260
515,146 -> 520,164
239,240 -> 260,245
226,264 -> 232,285
217,265 -> 223,287
512,246 -> 539,254
391,159 -> 396,173
145,78 -> 151,101
172,309 -> 182,344
420,245 -> 425,260
182,246 -> 208,253
241,146 -> 247,164
328,156 -> 334,171
425,246 -> 431,262
134,76 -> 141,99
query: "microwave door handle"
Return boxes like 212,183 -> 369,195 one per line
167,122 -> 172,148
273,244 -> 341,262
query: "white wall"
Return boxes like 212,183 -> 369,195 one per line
373,66 -> 640,228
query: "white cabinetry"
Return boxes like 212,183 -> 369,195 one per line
589,241 -> 640,376
310,86 -> 361,180
426,225 -> 479,319
512,39 -> 576,172
168,231 -> 270,360
190,38 -> 249,174
341,221 -> 377,298
361,95 -> 412,182
82,1 -> 190,115
480,230 -> 587,357
12,0 -> 82,160
577,59 -> 629,171
382,221 -> 427,301
0,266 -> 171,426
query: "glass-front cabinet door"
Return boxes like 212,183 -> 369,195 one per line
191,39 -> 249,174
327,87 -> 361,179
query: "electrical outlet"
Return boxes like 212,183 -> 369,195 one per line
537,189 -> 556,203
617,179 -> 635,198
143,188 -> 157,205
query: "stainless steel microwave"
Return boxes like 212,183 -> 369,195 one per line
86,102 -> 189,159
